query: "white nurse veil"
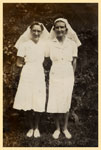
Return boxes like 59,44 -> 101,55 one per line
49,18 -> 81,47
14,22 -> 49,49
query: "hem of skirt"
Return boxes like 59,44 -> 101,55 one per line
46,110 -> 70,113
13,107 -> 45,112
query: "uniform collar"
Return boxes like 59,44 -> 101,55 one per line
52,37 -> 71,47
52,36 -> 70,42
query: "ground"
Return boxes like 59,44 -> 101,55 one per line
3,109 -> 98,147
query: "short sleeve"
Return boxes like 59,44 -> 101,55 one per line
17,43 -> 26,57
72,42 -> 78,57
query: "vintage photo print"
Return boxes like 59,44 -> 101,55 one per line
2,2 -> 99,148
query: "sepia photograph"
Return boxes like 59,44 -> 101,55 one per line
3,3 -> 98,147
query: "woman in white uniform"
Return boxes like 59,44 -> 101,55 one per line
13,21 -> 49,138
46,18 -> 81,139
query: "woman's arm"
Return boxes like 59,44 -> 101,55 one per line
72,57 -> 77,73
16,56 -> 25,68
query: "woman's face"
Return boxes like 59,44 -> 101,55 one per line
54,21 -> 67,39
31,25 -> 42,42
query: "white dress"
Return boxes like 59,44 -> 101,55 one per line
13,39 -> 47,112
47,37 -> 78,113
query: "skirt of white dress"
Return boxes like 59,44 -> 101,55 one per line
47,62 -> 74,113
13,62 -> 46,112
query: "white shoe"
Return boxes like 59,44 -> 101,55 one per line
26,129 -> 34,137
63,129 -> 72,139
34,129 -> 40,138
52,130 -> 60,139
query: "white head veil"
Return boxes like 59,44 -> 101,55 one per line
49,18 -> 81,47
14,22 -> 49,49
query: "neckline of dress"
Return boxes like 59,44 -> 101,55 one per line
53,37 -> 70,44
52,37 -> 71,49
30,39 -> 41,45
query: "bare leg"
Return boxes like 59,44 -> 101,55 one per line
34,112 -> 41,138
34,112 -> 40,130
26,111 -> 34,137
52,113 -> 60,139
63,112 -> 69,130
55,113 -> 60,130
63,112 -> 72,139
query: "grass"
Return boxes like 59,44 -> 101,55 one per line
3,109 -> 98,147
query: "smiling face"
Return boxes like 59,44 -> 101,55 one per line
30,24 -> 43,43
54,21 -> 67,39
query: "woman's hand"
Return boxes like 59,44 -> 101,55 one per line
16,56 -> 25,68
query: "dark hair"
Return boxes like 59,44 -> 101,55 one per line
53,20 -> 67,31
30,21 -> 44,31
